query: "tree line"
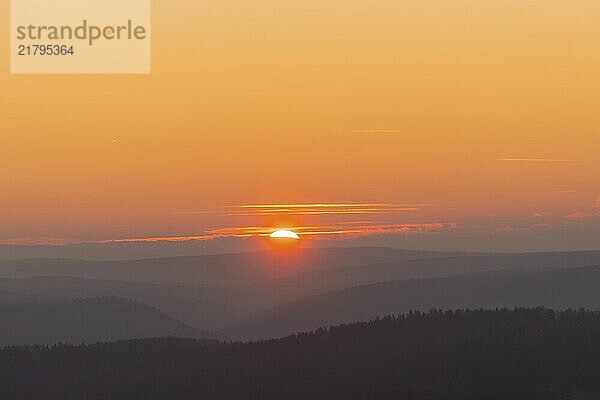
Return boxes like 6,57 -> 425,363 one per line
1,308 -> 600,399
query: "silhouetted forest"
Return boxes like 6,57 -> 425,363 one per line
2,308 -> 600,399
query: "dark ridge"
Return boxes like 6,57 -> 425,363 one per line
2,308 -> 600,399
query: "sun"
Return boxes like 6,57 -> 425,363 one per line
269,230 -> 300,240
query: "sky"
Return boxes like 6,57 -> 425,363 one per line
1,0 -> 600,249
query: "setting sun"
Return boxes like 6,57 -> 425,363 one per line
269,230 -> 300,240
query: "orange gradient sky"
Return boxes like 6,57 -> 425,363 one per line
1,0 -> 599,245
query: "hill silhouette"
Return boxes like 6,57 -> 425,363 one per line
223,264 -> 600,339
0,297 -> 202,346
235,250 -> 600,307
5,249 -> 600,338
0,276 -> 243,331
2,308 -> 600,399
0,247 -> 444,287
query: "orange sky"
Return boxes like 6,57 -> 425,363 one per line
1,0 -> 600,245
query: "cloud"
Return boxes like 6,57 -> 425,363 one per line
499,158 -> 575,163
563,197 -> 600,221
229,203 -> 430,216
92,222 -> 457,244
132,202 -> 448,245
0,237 -> 73,246
173,203 -> 435,217
496,224 -> 553,234
343,129 -> 401,135
565,211 -> 596,221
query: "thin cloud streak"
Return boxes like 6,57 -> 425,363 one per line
227,208 -> 422,216
237,203 -> 404,209
0,237 -> 74,246
228,203 -> 431,217
499,158 -> 575,163
91,222 -> 457,244
126,203 -> 447,245
343,129 -> 401,135
171,203 -> 433,217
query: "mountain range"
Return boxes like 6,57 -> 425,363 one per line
3,247 -> 600,343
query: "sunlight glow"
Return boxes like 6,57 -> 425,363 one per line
269,230 -> 300,240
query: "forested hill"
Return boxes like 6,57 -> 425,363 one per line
2,308 -> 600,400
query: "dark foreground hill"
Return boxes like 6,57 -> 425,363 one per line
2,309 -> 600,400
0,297 -> 202,346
